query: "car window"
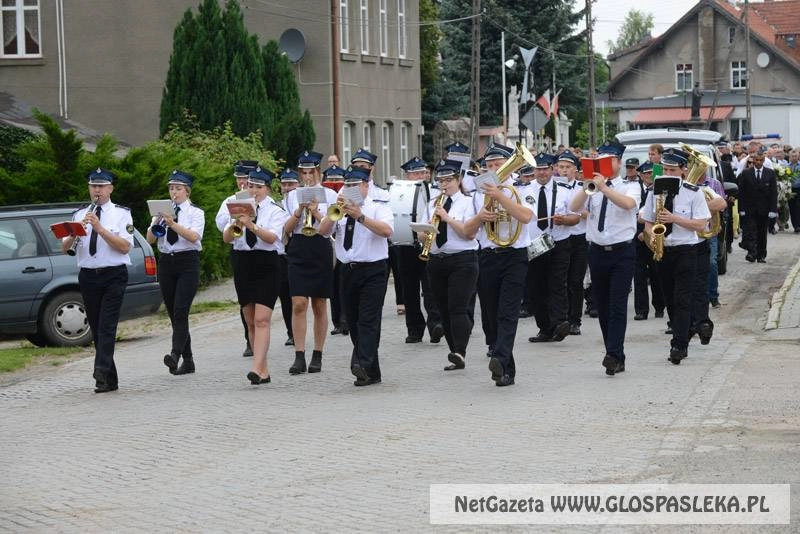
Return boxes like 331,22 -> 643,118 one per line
0,218 -> 40,260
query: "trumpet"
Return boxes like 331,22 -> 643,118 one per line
301,207 -> 318,237
67,195 -> 99,256
326,200 -> 346,221
583,180 -> 598,195
230,218 -> 244,238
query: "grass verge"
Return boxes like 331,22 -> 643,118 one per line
0,345 -> 85,373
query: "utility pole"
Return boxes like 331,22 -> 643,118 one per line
586,0 -> 597,147
501,31 -> 507,133
552,49 -> 558,149
470,0 -> 481,153
744,0 -> 752,135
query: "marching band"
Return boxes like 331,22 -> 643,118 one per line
62,140 -> 730,392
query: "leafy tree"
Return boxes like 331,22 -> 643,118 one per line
0,124 -> 36,173
419,0 -> 442,97
606,9 -> 654,55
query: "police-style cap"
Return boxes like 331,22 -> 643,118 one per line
483,143 -> 513,161
343,166 -> 371,183
556,151 -> 579,167
234,160 -> 258,176
476,157 -> 487,170
637,162 -> 654,173
625,157 -> 640,167
297,150 -> 323,168
401,156 -> 427,173
518,165 -> 535,176
322,165 -> 346,180
280,168 -> 299,182
87,168 -> 116,184
350,148 -> 377,166
445,141 -> 470,155
168,169 -> 195,187
248,167 -> 275,184
597,142 -> 625,158
434,159 -> 462,178
661,150 -> 688,168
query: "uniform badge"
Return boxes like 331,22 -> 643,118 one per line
525,195 -> 535,204
126,224 -> 135,234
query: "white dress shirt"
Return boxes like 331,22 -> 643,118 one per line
424,191 -> 478,254
518,179 -> 573,243
157,200 -> 204,254
564,179 -> 588,235
581,177 -> 641,246
70,201 -> 133,268
472,178 -> 533,249
641,182 -> 711,247
328,197 -> 394,263
228,197 -> 290,253
284,186 -> 339,235
215,192 -> 240,233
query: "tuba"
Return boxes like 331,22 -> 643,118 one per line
483,142 -> 535,247
680,142 -> 720,239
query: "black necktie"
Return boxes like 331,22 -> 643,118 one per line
537,186 -> 548,230
245,206 -> 258,248
597,182 -> 611,232
89,205 -> 101,256
756,169 -> 761,182
166,206 -> 180,245
664,194 -> 675,236
436,196 -> 453,247
344,215 -> 355,250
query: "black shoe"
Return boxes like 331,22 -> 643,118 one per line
488,357 -> 503,383
308,351 -> 322,373
634,313 -> 648,321
569,324 -> 581,335
163,353 -> 180,374
738,242 -> 747,250
341,327 -> 349,335
665,322 -> 672,335
551,321 -> 570,342
726,244 -> 733,253
430,324 -> 444,343
614,361 -> 626,373
284,337 -> 294,346
354,376 -> 381,386
444,352 -> 465,371
486,348 -> 494,358
519,309 -> 532,318
175,357 -> 195,375
528,332 -> 553,343
588,309 -> 598,318
405,335 -> 423,343
242,343 -> 253,357
698,323 -> 713,345
247,371 -> 271,385
769,227 -> 777,235
351,364 -> 369,382
94,382 -> 118,393
668,347 -> 687,365
710,299 -> 721,308
495,374 -> 515,387
757,258 -> 766,263
654,310 -> 665,318
602,354 -> 619,376
289,352 -> 306,374
330,327 -> 343,335
746,254 -> 756,263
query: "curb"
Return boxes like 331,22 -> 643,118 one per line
765,255 -> 800,330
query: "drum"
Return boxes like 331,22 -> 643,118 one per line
527,233 -> 555,261
388,179 -> 430,245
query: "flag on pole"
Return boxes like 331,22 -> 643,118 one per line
551,89 -> 561,118
536,89 -> 551,117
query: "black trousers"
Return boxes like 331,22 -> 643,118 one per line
427,251 -> 478,357
158,251 -> 200,358
388,245 -> 404,305
342,260 -> 388,380
478,248 -> 528,378
79,265 -> 128,386
278,255 -> 293,338
330,260 -> 347,329
789,188 -> 800,231
633,240 -> 665,316
526,239 -> 570,336
659,244 -> 698,351
567,233 -> 587,326
690,240 -> 713,332
396,245 -> 441,337
588,242 -> 635,361
230,250 -> 249,345
743,213 -> 769,259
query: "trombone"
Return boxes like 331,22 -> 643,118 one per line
67,195 -> 99,256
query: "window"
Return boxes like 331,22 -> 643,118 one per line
728,27 -> 735,45
381,121 -> 393,179
399,122 -> 410,165
675,63 -> 693,92
729,118 -> 749,140
1,0 -> 41,57
360,0 -> 369,55
340,0 -> 349,52
343,122 -> 355,164
379,0 -> 388,56
362,121 -> 374,152
731,61 -> 747,89
397,0 -> 407,58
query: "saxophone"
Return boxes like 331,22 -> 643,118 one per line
649,192 -> 666,262
418,193 -> 446,262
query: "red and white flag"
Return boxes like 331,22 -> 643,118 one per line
551,89 -> 561,118
536,89 -> 551,117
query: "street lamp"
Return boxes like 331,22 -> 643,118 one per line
501,31 -> 519,135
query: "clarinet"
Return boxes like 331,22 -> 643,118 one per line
67,196 -> 99,256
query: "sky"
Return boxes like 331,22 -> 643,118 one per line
580,0 -> 704,56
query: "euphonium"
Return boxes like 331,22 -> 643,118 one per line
649,192 -> 667,262
326,200 -> 346,221
67,196 -> 99,256
419,193 -> 446,262
301,207 -> 318,237
483,141 -> 535,247
680,142 -> 720,239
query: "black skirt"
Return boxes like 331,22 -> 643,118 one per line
287,234 -> 334,298
233,250 -> 280,308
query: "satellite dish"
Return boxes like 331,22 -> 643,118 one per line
279,29 -> 306,64
756,52 -> 770,68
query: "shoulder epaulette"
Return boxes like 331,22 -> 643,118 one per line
373,198 -> 389,203
682,183 -> 699,192
269,198 -> 284,210
115,204 -> 130,211
557,181 -> 572,188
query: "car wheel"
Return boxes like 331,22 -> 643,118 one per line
39,291 -> 93,347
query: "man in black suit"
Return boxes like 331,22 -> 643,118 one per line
738,153 -> 778,263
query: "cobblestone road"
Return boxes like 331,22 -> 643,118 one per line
1,235 -> 799,532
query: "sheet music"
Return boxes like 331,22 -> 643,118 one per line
341,186 -> 365,206
298,186 -> 328,204
410,222 -> 438,235
146,200 -> 176,218
473,171 -> 500,191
